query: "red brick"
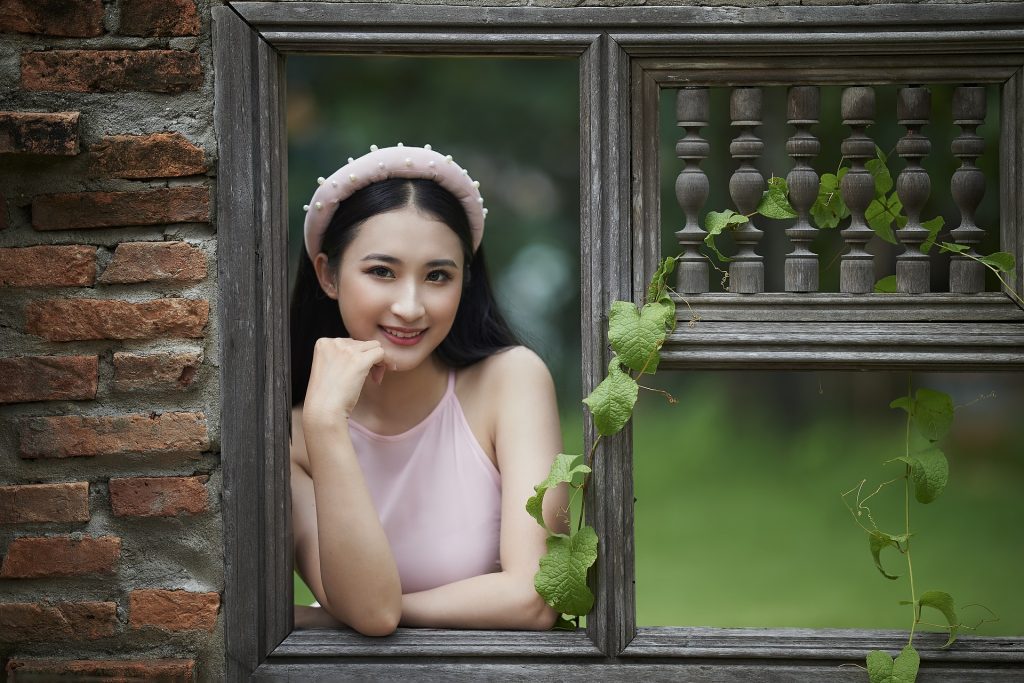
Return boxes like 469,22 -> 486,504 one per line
0,355 -> 98,404
0,112 -> 80,155
129,589 -> 219,632
18,411 -> 208,459
1,535 -> 119,578
0,0 -> 104,38
98,241 -> 206,284
0,482 -> 90,525
0,245 -> 96,287
88,132 -> 206,179
109,476 -> 208,517
32,186 -> 209,230
119,0 -> 199,37
114,351 -> 202,392
25,298 -> 209,341
5,658 -> 195,681
0,601 -> 117,642
22,50 -> 201,94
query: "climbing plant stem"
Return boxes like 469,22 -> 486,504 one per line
905,374 -> 918,644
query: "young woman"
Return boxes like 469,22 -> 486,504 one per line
289,144 -> 569,635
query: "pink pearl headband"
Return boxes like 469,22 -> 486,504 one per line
302,143 -> 487,260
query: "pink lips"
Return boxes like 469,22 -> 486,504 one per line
380,326 -> 426,346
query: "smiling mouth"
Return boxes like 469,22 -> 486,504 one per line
380,326 -> 427,343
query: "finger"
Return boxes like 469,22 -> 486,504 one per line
369,363 -> 385,385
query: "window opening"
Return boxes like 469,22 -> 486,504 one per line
658,85 -> 1003,295
285,53 -> 582,619
633,370 -> 1024,635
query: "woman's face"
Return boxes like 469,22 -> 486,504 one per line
315,204 -> 465,372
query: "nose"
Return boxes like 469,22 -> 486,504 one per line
390,281 -> 425,321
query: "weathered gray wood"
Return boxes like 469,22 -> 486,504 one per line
234,2 -> 1024,31
631,62 -> 663,302
640,62 -> 1018,86
949,86 -> 989,294
581,34 -> 636,657
1002,68 -> 1024,302
895,86 -> 933,294
728,87 -> 765,294
668,293 -> 1024,322
218,3 -> 1024,679
839,86 -> 878,294
784,86 -> 821,293
214,5 -> 291,680
252,661 -> 1024,682
673,87 -> 710,295
271,627 -> 603,658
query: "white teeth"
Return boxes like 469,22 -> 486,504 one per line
384,328 -> 423,339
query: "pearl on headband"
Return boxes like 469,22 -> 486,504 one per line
302,144 -> 487,260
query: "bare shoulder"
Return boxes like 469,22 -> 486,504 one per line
474,346 -> 554,392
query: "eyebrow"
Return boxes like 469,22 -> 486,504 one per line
361,254 -> 458,268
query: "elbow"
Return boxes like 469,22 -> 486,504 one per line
522,589 -> 561,631
349,607 -> 400,637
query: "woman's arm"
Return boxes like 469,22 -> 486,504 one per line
400,346 -> 569,629
291,339 -> 404,636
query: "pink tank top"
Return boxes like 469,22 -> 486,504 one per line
347,369 -> 502,594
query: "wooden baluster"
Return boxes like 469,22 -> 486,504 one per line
895,86 -> 932,293
728,87 -> 765,294
674,87 -> 710,294
839,86 -> 877,294
784,86 -> 821,293
949,86 -> 987,294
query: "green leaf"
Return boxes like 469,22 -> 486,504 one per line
810,168 -> 849,229
526,453 -> 591,531
913,388 -> 954,441
868,530 -> 901,580
865,194 -> 902,244
866,154 -> 894,196
897,446 -> 950,504
647,256 -> 677,302
939,241 -> 969,254
582,358 -> 639,436
874,275 -> 897,293
534,525 -> 598,616
979,251 -> 1016,273
890,388 -> 954,442
702,209 -> 747,262
756,176 -> 798,219
866,645 -> 920,683
551,614 -> 578,631
889,396 -> 913,414
919,216 -> 945,254
608,300 -> 674,374
919,590 -> 960,647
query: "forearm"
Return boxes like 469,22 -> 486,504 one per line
400,570 -> 556,630
304,420 -> 402,631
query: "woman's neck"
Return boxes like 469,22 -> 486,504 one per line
352,353 -> 449,427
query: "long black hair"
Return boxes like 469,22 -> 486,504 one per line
290,177 -> 521,407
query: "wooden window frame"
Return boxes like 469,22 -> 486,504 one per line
214,2 -> 1024,679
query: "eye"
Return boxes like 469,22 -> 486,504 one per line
366,265 -> 394,279
426,270 -> 453,283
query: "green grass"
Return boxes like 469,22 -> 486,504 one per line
632,375 -> 1024,636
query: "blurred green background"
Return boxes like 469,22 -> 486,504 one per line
287,55 -> 1022,637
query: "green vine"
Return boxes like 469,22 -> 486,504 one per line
842,380 -> 998,682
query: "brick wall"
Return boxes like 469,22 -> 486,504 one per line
0,0 -> 221,679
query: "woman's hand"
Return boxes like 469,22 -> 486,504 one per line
302,337 -> 387,429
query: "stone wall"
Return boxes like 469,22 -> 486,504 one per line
0,0 -> 223,679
